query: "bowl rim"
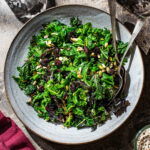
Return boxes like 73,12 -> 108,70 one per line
4,4 -> 145,145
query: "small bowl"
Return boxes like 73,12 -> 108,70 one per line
134,125 -> 150,150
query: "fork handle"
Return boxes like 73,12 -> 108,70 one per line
118,18 -> 145,73
108,0 -> 120,63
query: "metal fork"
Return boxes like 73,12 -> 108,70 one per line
108,0 -> 145,105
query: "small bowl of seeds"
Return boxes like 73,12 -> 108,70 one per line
134,125 -> 150,150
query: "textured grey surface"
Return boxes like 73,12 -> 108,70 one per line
5,0 -> 55,23
0,0 -> 150,149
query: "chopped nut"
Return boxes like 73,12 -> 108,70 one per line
77,47 -> 83,51
77,71 -> 80,75
46,40 -> 54,47
44,35 -> 48,39
33,81 -> 37,85
24,59 -> 29,62
114,61 -> 117,66
110,63 -> 114,68
51,32 -> 58,35
102,69 -> 106,72
99,71 -> 103,77
109,57 -> 113,61
37,72 -> 42,74
102,64 -> 106,68
64,57 -> 68,61
71,37 -> 78,42
77,74 -> 83,79
43,66 -> 47,69
105,42 -> 108,48
59,57 -> 63,61
99,65 -> 104,70
66,86 -> 69,90
106,67 -> 110,73
97,54 -> 100,58
38,110 -> 42,114
27,98 -> 32,104
114,85 -> 119,89
91,109 -> 94,113
91,52 -> 95,57
67,48 -> 71,50
114,67 -> 118,71
36,62 -> 40,65
79,67 -> 82,72
36,65 -> 41,70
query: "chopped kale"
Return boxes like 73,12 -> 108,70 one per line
13,17 -> 128,129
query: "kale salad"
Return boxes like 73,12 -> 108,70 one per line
13,18 -> 128,130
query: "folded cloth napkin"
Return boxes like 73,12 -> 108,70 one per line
0,111 -> 35,150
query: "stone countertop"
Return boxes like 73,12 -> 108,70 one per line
0,0 -> 150,149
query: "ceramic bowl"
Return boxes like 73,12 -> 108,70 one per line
4,5 -> 144,144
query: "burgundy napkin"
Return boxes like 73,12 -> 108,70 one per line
0,111 -> 35,150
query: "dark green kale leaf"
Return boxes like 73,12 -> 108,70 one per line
70,17 -> 82,27
25,84 -> 36,95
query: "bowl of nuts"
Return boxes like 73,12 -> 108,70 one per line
134,125 -> 150,150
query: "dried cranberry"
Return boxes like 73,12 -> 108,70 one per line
38,85 -> 44,92
57,69 -> 60,72
57,114 -> 65,123
40,48 -> 53,58
51,95 -> 57,100
64,91 -> 68,98
70,83 -> 76,93
40,58 -> 50,66
67,30 -> 75,42
54,47 -> 60,57
55,59 -> 62,66
109,69 -> 114,75
43,72 -> 48,82
63,72 -> 69,78
31,92 -> 36,97
75,81 -> 86,87
45,104 -> 55,117
45,105 -> 50,112
93,47 -> 100,54
42,24 -> 47,28
84,46 -> 88,54
51,96 -> 61,108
